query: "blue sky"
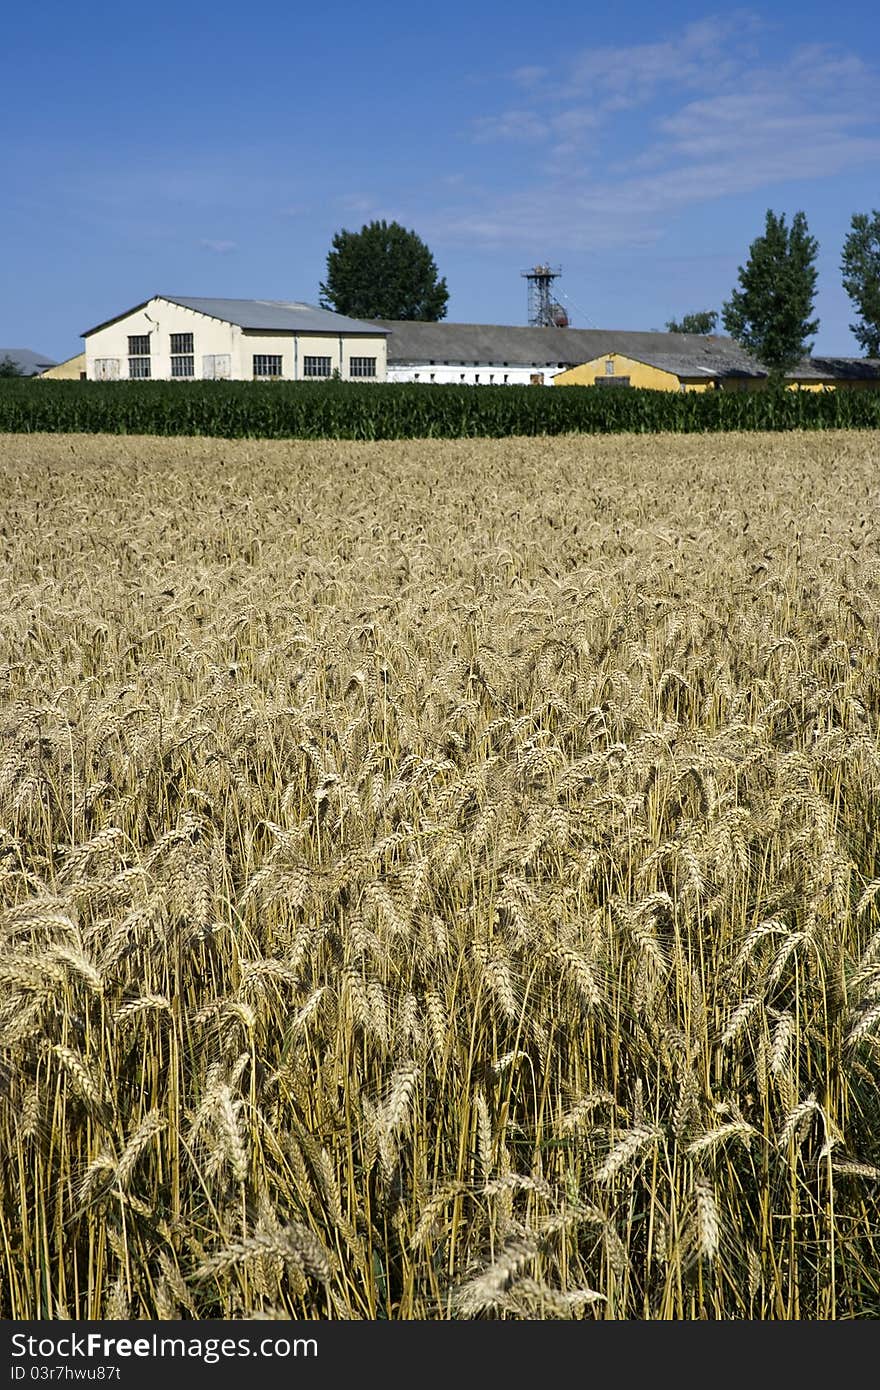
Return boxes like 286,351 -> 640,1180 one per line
4,0 -> 879,360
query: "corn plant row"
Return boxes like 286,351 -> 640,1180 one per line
1,378 -> 879,437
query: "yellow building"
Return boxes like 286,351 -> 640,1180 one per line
554,350 -> 729,391
784,358 -> 880,391
38,352 -> 86,380
555,347 -> 880,393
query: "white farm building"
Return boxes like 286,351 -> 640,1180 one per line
82,296 -> 389,382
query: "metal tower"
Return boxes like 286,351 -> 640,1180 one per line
522,264 -> 569,327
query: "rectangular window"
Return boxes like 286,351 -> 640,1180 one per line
605,359 -> 615,375
349,356 -> 376,378
595,375 -> 631,387
171,332 -> 194,354
171,355 -> 194,378
128,357 -> 151,379
128,334 -> 150,355
253,354 -> 282,378
303,355 -> 331,377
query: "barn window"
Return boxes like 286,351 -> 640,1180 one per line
253,354 -> 282,378
171,333 -> 194,354
349,356 -> 376,378
605,359 -> 615,375
303,355 -> 331,377
171,355 -> 194,378
128,356 -> 151,378
128,335 -> 150,355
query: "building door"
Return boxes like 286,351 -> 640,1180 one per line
202,354 -> 231,380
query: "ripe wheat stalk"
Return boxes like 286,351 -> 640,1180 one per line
0,429 -> 879,1319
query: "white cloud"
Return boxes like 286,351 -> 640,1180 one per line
199,238 -> 237,254
472,109 -> 551,143
451,17 -> 880,251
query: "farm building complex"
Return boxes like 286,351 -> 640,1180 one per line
374,322 -> 763,388
82,297 -> 389,383
375,321 -> 880,391
71,297 -> 880,390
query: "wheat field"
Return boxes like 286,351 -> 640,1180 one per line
1,429 -> 879,1320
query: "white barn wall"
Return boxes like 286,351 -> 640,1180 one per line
240,332 -> 387,380
387,362 -> 566,385
86,299 -> 235,381
85,298 -> 388,382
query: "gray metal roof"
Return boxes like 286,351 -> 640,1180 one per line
798,356 -> 880,381
82,297 -> 389,337
372,321 -> 768,378
376,322 -> 880,381
166,297 -> 389,335
0,347 -> 58,375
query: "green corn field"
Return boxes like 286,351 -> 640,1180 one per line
1,378 -> 879,438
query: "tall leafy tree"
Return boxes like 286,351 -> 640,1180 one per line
722,210 -> 819,376
841,211 -> 880,357
320,220 -> 449,321
665,311 -> 718,334
0,355 -> 24,377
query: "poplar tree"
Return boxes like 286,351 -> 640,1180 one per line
840,211 -> 880,357
722,210 -> 819,377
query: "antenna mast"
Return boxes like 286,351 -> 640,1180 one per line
521,264 -> 569,327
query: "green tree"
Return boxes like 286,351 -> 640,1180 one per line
841,211 -> 880,357
0,355 -> 24,377
665,310 -> 718,334
722,209 -> 819,377
320,219 -> 449,321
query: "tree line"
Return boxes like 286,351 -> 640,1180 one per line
320,212 -> 880,376
666,210 -> 880,373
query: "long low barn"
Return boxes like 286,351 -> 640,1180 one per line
372,321 -> 766,387
373,320 -> 880,390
